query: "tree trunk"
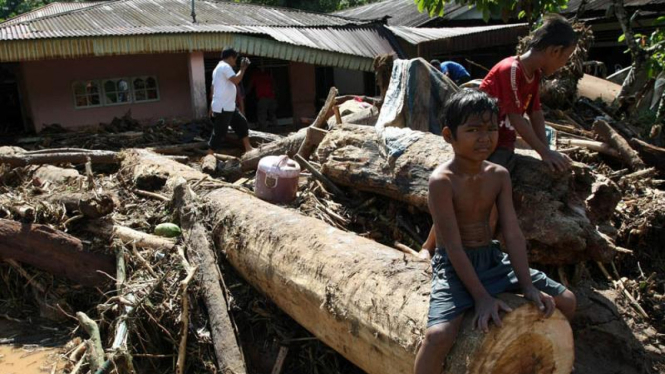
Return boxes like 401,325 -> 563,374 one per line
203,187 -> 574,374
316,125 -> 616,264
173,181 -> 247,374
119,150 -> 574,374
47,191 -> 116,218
0,218 -> 114,286
593,119 -> 646,170
0,150 -> 118,167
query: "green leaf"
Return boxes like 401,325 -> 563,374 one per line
655,16 -> 665,25
518,10 -> 526,19
618,34 -> 626,43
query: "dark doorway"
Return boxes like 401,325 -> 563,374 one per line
0,64 -> 26,135
315,66 -> 334,112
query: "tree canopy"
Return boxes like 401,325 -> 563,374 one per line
0,0 -> 89,21
413,0 -> 570,23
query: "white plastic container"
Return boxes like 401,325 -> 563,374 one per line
255,155 -> 301,204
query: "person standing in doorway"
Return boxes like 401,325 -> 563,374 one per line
249,66 -> 278,130
209,47 -> 253,153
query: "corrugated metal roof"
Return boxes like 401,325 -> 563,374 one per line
0,0 -> 394,61
333,0 -> 476,27
1,2 -> 106,25
1,0 -> 366,31
388,24 -> 528,44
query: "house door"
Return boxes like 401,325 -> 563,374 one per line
0,64 -> 26,135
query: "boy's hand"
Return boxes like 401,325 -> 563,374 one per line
473,296 -> 513,333
523,286 -> 556,318
417,248 -> 431,261
541,149 -> 572,172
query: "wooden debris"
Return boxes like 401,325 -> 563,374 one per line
294,154 -> 344,197
0,218 -> 115,286
201,154 -> 218,175
296,127 -> 329,161
629,138 -> 665,171
0,150 -> 118,167
47,191 -> 115,218
546,121 -> 594,138
76,311 -> 105,373
240,128 -> 307,171
173,181 -> 248,374
593,119 -> 646,170
86,220 -> 176,251
558,138 -> 622,159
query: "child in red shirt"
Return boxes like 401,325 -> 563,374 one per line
480,14 -> 577,172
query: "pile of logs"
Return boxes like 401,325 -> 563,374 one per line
1,87 -> 663,374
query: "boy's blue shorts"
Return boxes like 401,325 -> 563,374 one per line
427,241 -> 566,328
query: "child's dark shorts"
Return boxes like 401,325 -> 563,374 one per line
427,241 -> 566,328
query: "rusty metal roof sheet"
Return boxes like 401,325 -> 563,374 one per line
334,0 -> 476,27
387,24 -> 528,45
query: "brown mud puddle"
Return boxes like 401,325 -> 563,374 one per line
0,318 -> 68,374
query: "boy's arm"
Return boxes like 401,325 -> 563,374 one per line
496,168 -> 555,317
508,113 -> 570,172
429,174 -> 512,331
528,109 -> 548,146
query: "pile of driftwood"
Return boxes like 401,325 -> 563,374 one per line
1,87 -> 664,374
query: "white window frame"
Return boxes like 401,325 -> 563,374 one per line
102,77 -> 132,106
131,75 -> 160,103
72,75 -> 160,109
72,80 -> 103,109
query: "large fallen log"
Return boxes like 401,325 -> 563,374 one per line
205,187 -> 573,374
119,150 -> 574,374
317,125 -> 615,264
0,218 -> 114,286
173,181 -> 247,374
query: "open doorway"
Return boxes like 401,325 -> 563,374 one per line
0,64 -> 26,136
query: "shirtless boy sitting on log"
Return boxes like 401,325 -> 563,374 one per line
413,89 -> 576,374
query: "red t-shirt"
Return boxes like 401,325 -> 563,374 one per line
479,56 -> 541,150
251,71 -> 275,99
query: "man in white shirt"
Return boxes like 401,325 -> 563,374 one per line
209,48 -> 253,153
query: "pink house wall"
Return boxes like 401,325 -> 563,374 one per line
21,53 -> 193,132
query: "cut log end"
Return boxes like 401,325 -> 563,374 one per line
447,296 -> 573,374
